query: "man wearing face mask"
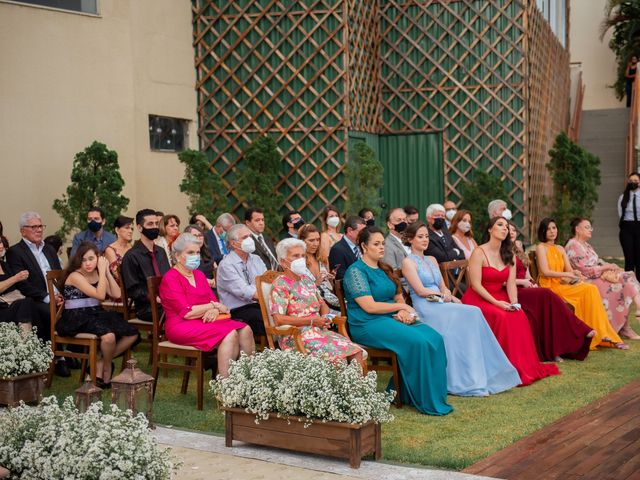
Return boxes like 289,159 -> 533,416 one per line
121,209 -> 171,321
383,208 -> 410,269
358,208 -> 376,227
487,199 -> 513,221
425,204 -> 465,263
403,205 -> 419,225
281,211 -> 304,239
443,200 -> 457,228
69,207 -> 116,258
216,224 -> 267,335
203,212 -> 236,265
618,173 -> 640,275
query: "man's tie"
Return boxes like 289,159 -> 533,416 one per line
634,193 -> 638,222
258,235 -> 278,269
219,237 -> 228,255
352,245 -> 361,259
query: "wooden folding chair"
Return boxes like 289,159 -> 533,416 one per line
46,270 -> 99,386
334,279 -> 401,407
393,268 -> 412,305
118,267 -> 154,360
148,276 -> 208,410
439,259 -> 469,299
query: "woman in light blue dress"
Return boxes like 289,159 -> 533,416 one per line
401,222 -> 521,396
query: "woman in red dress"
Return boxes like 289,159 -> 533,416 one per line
462,217 -> 560,386
508,222 -> 593,362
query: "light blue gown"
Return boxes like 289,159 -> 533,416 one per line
406,253 -> 521,396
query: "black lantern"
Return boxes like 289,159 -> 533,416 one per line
111,359 -> 154,427
74,375 -> 103,412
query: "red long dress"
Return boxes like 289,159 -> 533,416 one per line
516,257 -> 592,361
461,265 -> 560,386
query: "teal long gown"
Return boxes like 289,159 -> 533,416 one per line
343,259 -> 453,416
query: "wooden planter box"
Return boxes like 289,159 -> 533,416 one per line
223,407 -> 381,468
0,372 -> 46,407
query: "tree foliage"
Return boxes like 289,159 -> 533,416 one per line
178,149 -> 228,219
459,170 -> 508,237
600,0 -> 640,100
547,132 -> 601,243
344,142 -> 384,218
52,141 -> 129,239
235,136 -> 284,237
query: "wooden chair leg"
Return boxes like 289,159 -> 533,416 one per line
180,358 -> 191,394
89,342 -> 97,385
46,358 -> 55,388
196,355 -> 204,411
78,358 -> 87,383
162,354 -> 168,377
391,354 -> 402,408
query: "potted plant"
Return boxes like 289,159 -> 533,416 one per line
0,396 -> 178,479
212,349 -> 395,468
0,323 -> 53,407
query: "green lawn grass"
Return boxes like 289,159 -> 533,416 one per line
44,315 -> 640,471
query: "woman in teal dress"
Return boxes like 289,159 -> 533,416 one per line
343,227 -> 453,416
401,222 -> 520,396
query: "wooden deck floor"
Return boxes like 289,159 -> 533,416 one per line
463,378 -> 640,480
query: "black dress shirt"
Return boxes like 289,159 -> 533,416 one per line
121,241 -> 170,318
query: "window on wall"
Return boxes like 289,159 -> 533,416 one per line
9,0 -> 98,14
148,115 -> 188,152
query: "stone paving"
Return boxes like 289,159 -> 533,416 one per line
154,426 -> 499,480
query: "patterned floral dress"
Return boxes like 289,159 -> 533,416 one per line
566,239 -> 640,332
270,274 -> 362,361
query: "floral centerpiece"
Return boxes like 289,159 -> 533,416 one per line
212,350 -> 394,468
0,396 -> 179,479
212,349 -> 395,425
0,323 -> 53,379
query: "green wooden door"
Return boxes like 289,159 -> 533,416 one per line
378,133 -> 444,214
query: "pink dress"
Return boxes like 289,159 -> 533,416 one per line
566,239 -> 640,332
270,274 -> 362,361
452,235 -> 476,259
159,268 -> 248,351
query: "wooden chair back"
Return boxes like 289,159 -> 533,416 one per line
117,266 -> 138,320
528,251 -> 540,283
255,270 -> 283,349
147,276 -> 164,348
46,269 -> 65,341
439,259 -> 469,299
334,279 -> 347,316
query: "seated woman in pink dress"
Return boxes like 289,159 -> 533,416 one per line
159,233 -> 254,377
566,217 -> 640,340
270,238 -> 364,367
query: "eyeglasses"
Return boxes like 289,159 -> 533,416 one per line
22,225 -> 46,231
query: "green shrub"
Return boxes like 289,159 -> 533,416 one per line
459,170 -> 508,237
178,149 -> 229,218
345,142 -> 384,218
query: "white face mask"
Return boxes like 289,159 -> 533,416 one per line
240,237 -> 256,254
290,257 -> 307,276
445,209 -> 457,221
326,216 -> 340,228
502,209 -> 513,221
457,221 -> 471,233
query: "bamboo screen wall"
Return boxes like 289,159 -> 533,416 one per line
192,0 -> 570,235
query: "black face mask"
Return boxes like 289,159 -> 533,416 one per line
87,220 -> 102,233
142,227 -> 160,241
628,182 -> 639,191
366,218 -> 375,227
394,221 -> 407,233
292,219 -> 305,230
433,218 -> 446,230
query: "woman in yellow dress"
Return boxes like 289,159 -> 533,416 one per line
535,218 -> 627,350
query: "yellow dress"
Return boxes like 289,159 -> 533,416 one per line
538,244 -> 621,349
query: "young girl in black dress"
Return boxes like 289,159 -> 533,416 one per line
58,242 -> 138,388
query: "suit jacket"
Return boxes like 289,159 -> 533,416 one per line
382,233 -> 408,270
329,237 -> 357,281
252,233 -> 278,270
425,227 -> 465,264
205,229 -> 225,265
7,239 -> 61,302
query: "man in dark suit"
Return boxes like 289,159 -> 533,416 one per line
329,215 -> 366,280
280,210 -> 304,239
7,211 -> 68,376
425,203 -> 465,263
244,207 -> 279,270
204,212 -> 235,265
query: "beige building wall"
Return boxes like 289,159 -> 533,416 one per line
569,0 -> 624,110
0,0 -> 197,244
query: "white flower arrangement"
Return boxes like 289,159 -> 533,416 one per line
211,349 -> 395,425
0,323 -> 53,378
0,396 -> 179,479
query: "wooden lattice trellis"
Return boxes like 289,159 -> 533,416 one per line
192,0 -> 570,236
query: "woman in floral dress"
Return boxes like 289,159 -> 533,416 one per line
270,238 -> 364,364
566,217 -> 640,339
